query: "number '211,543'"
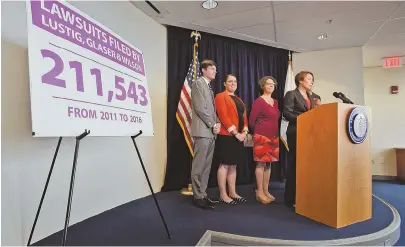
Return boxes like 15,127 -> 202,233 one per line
40,49 -> 148,106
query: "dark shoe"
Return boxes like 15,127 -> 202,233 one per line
219,198 -> 237,205
204,196 -> 219,206
193,198 -> 214,210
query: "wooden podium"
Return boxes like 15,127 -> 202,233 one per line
295,103 -> 372,228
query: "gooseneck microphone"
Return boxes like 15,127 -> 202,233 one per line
333,92 -> 354,104
339,92 -> 354,104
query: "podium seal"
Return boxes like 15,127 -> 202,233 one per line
347,107 -> 368,144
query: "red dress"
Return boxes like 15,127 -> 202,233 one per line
249,97 -> 280,162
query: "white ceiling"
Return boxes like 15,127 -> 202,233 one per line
132,1 -> 405,67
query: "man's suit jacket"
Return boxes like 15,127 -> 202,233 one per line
283,88 -> 315,135
191,77 -> 218,138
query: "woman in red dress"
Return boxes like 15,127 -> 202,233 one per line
249,76 -> 280,204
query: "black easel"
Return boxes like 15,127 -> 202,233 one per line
27,129 -> 90,246
27,136 -> 63,246
27,129 -> 170,246
61,129 -> 90,246
131,130 -> 171,239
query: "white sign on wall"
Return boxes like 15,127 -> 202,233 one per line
26,0 -> 154,137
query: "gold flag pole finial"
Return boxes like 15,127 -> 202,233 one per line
190,30 -> 201,81
288,50 -> 292,61
191,30 -> 201,43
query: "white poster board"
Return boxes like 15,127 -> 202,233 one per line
26,0 -> 154,137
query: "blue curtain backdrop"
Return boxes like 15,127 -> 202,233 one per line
162,25 -> 290,192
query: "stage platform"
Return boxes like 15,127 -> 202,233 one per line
197,195 -> 400,246
33,182 -> 402,246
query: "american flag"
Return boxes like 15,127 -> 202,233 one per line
176,49 -> 200,156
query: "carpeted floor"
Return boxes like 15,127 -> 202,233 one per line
33,181 -> 404,246
372,181 -> 405,246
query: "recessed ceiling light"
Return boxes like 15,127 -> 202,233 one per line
202,0 -> 218,10
318,33 -> 331,40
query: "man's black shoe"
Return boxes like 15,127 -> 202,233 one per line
193,198 -> 214,210
204,196 -> 219,206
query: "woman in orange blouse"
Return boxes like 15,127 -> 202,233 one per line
214,74 -> 248,204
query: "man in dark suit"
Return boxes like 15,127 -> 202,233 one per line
190,59 -> 221,210
283,71 -> 315,208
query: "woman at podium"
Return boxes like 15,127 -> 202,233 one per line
283,71 -> 315,207
249,76 -> 280,204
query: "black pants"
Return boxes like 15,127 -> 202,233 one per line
284,132 -> 297,206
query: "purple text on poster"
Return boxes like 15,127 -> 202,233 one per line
30,0 -> 146,76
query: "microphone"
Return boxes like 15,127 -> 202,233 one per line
333,92 -> 354,104
339,92 -> 354,104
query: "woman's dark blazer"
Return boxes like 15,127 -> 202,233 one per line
283,88 -> 315,135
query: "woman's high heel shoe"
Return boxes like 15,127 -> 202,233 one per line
255,190 -> 272,204
219,198 -> 237,205
231,196 -> 248,203
264,191 -> 276,201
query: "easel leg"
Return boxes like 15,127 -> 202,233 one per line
131,131 -> 171,239
62,130 -> 90,246
27,137 -> 63,246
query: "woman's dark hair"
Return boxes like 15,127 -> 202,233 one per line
223,74 -> 236,83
